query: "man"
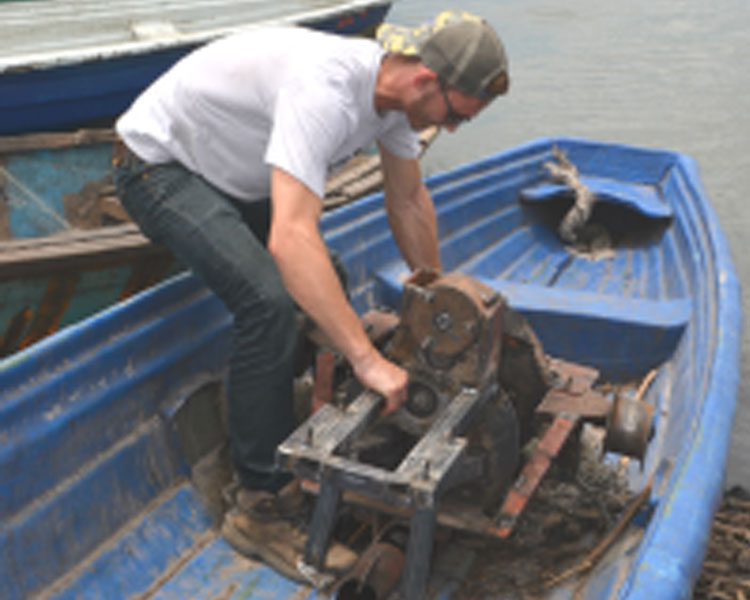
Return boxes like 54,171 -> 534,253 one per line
113,9 -> 508,579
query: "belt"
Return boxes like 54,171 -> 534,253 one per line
112,137 -> 147,168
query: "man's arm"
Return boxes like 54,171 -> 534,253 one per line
378,142 -> 443,272
268,166 -> 408,414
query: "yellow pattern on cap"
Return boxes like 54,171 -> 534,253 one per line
376,10 -> 484,57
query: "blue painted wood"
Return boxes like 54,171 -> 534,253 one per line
0,137 -> 741,599
4,143 -> 112,238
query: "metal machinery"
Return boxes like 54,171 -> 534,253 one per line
277,270 -> 654,599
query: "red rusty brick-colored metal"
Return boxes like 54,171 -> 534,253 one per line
311,350 -> 337,414
491,414 -> 581,538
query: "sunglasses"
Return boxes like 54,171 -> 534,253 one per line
438,78 -> 473,125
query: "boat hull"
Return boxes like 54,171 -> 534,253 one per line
0,1 -> 392,135
0,137 -> 741,599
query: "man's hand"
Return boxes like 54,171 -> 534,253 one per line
350,349 -> 409,416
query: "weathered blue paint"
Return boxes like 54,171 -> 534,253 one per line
4,143 -> 112,238
0,138 -> 740,599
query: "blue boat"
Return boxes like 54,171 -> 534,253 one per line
0,0 -> 392,135
0,129 -> 178,356
0,137 -> 741,599
0,126 -> 436,357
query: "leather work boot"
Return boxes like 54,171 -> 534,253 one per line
221,479 -> 357,583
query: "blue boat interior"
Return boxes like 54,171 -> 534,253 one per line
0,137 -> 740,600
520,175 -> 674,220
323,138 -> 691,383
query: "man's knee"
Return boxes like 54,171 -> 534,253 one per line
235,281 -> 297,344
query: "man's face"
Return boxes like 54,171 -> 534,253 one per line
407,77 -> 490,132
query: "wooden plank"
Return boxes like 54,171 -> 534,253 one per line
323,126 -> 439,209
0,125 -> 439,280
0,224 -> 170,281
0,129 -> 118,154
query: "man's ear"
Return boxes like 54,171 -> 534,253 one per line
412,64 -> 438,92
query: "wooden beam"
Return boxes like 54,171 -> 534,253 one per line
0,224 -> 171,281
0,129 -> 118,154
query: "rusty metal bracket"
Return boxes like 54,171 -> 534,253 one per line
277,386 -> 493,599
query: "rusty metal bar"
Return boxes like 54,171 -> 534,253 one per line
491,413 -> 581,538
311,350 -> 337,413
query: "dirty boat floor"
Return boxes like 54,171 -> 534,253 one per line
39,478 -> 469,600
38,420 -> 639,600
39,482 -> 310,600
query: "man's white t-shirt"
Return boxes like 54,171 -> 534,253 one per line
116,27 -> 420,202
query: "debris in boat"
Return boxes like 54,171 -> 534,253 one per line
452,423 -> 639,599
565,223 -> 615,260
693,486 -> 750,600
542,468 -> 655,588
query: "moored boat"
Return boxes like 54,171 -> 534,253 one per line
0,0 -> 392,135
0,126 -> 437,357
0,137 -> 740,599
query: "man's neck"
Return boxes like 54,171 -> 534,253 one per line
374,54 -> 414,115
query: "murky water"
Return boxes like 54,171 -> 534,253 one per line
388,0 -> 750,488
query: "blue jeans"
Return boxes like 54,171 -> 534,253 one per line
113,152 -> 296,492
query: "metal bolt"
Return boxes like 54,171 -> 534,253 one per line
433,310 -> 453,332
305,426 -> 314,447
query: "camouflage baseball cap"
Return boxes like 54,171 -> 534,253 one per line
377,10 -> 509,100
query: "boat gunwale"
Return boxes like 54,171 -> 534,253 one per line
616,152 -> 742,599
0,0 -> 392,74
